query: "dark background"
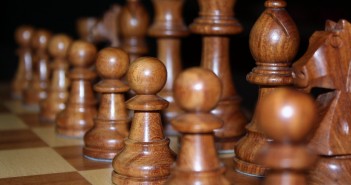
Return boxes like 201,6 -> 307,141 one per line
1,0 -> 351,111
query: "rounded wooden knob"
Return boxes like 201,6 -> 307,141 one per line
96,48 -> 129,79
174,67 -> 222,112
48,34 -> 72,58
76,17 -> 97,39
68,40 -> 97,67
31,29 -> 52,50
127,57 -> 167,95
15,25 -> 35,47
256,88 -> 316,142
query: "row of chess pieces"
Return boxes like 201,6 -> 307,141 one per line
10,0 -> 351,184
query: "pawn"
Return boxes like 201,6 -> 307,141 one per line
76,16 -> 97,41
23,29 -> 52,107
56,40 -> 98,137
112,57 -> 176,184
11,25 -> 34,99
255,88 -> 317,185
40,34 -> 72,123
165,67 -> 229,185
83,48 -> 130,160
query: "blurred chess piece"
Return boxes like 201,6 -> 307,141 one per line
56,40 -> 97,137
23,29 -> 52,108
39,34 -> 72,123
76,17 -> 98,41
255,88 -> 317,185
11,25 -> 35,100
90,4 -> 122,47
165,67 -> 229,185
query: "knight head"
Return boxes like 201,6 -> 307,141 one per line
292,19 -> 351,92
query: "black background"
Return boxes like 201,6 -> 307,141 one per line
1,0 -> 351,111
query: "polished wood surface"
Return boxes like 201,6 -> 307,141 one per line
39,34 -> 72,123
120,0 -> 149,62
56,40 -> 97,137
233,0 -> 300,176
23,29 -> 52,107
166,67 -> 229,185
83,48 -> 130,160
256,88 -> 317,185
293,19 -> 351,185
112,57 -> 176,185
90,4 -> 122,47
11,25 -> 34,100
148,0 -> 188,136
190,0 -> 248,152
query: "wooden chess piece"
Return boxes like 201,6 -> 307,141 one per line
76,17 -> 98,41
255,88 -> 317,185
11,25 -> 34,100
39,34 -> 72,123
165,67 -> 229,185
23,29 -> 52,108
112,57 -> 176,184
292,19 -> 351,185
189,0 -> 248,152
56,40 -> 97,137
234,0 -> 300,176
148,0 -> 189,136
90,4 -> 122,47
120,0 -> 149,62
83,48 -> 130,160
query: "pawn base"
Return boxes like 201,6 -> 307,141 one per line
112,171 -> 167,185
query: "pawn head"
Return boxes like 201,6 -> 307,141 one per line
48,34 -> 72,58
256,88 -> 316,143
174,67 -> 222,112
68,40 -> 97,67
127,57 -> 167,95
15,25 -> 35,47
31,29 -> 52,51
96,48 -> 129,79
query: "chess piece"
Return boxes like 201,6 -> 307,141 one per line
293,19 -> 351,185
234,0 -> 300,176
190,0 -> 248,152
165,67 -> 229,185
76,17 -> 98,41
112,57 -> 176,184
23,29 -> 52,108
83,48 -> 130,160
90,4 -> 122,47
148,0 -> 189,136
120,0 -> 149,62
56,40 -> 97,137
11,25 -> 34,100
39,34 -> 72,123
255,88 -> 317,185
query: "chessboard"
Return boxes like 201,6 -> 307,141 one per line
0,83 -> 261,185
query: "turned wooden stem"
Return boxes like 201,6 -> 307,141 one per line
158,39 -> 182,92
202,37 -> 236,98
177,134 -> 221,170
128,111 -> 165,141
97,93 -> 127,120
